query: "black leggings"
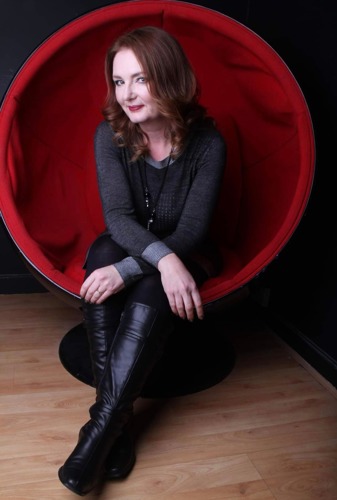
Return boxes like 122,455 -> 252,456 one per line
84,234 -> 208,320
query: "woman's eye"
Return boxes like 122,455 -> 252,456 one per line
137,76 -> 147,83
114,80 -> 123,86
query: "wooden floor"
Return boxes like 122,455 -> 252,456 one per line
1,293 -> 337,500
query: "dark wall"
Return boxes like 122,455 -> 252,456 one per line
1,0 -> 336,383
247,0 -> 337,383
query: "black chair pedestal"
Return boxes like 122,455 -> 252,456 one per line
59,317 -> 236,398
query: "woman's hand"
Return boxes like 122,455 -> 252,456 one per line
80,265 -> 125,304
158,253 -> 204,321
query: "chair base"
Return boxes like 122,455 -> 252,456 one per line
59,317 -> 236,398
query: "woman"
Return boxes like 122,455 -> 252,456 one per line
58,26 -> 226,496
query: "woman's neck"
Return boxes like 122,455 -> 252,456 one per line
140,123 -> 172,162
148,140 -> 172,161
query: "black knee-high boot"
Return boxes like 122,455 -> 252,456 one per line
59,302 -> 172,496
82,300 -> 116,386
81,300 -> 136,481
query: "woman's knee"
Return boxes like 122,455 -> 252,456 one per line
126,273 -> 171,316
84,234 -> 127,275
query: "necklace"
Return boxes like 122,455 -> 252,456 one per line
140,153 -> 172,231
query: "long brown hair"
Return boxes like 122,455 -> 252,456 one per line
103,26 -> 210,160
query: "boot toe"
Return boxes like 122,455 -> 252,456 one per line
58,465 -> 94,496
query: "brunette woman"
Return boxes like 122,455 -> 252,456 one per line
58,26 -> 226,496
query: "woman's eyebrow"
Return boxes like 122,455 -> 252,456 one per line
112,72 -> 144,79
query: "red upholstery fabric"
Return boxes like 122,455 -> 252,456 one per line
0,0 -> 315,305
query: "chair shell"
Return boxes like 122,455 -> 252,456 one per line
0,0 -> 315,308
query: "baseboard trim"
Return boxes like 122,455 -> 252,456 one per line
267,311 -> 337,389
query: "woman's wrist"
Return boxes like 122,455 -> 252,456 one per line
157,253 -> 181,274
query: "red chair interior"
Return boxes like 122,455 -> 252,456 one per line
0,0 -> 315,306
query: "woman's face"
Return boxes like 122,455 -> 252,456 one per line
112,48 -> 164,131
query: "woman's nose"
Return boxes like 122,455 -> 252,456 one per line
124,82 -> 135,100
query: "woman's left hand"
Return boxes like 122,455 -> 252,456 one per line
80,265 -> 125,303
158,253 -> 204,321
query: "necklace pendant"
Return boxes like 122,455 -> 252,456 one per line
147,209 -> 156,230
147,218 -> 154,231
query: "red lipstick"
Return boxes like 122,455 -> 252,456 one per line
128,105 -> 143,112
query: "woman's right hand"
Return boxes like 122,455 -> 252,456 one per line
80,265 -> 125,304
158,253 -> 204,321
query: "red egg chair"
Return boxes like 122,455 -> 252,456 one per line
0,0 -> 315,396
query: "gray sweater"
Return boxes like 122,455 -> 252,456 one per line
94,120 -> 226,286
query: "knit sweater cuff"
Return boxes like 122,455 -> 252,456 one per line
113,257 -> 144,288
141,241 -> 173,268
